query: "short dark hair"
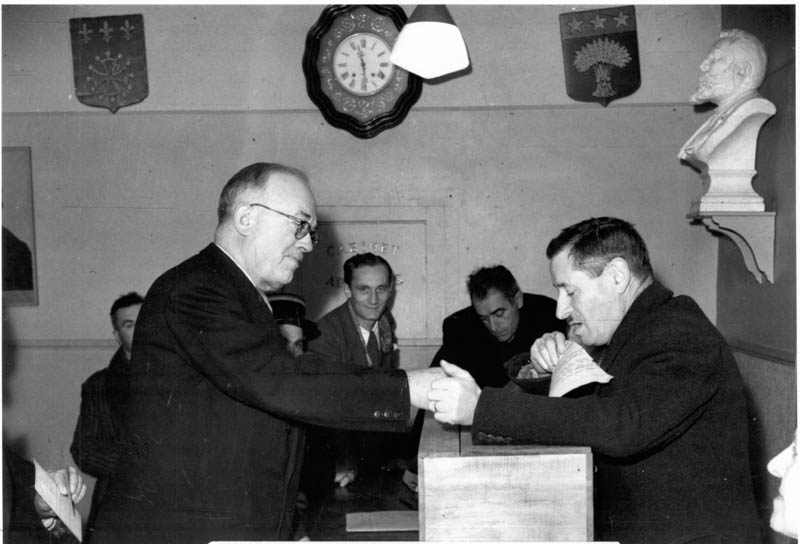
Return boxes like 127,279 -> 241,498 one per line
343,253 -> 394,286
217,162 -> 308,223
110,292 -> 144,328
466,265 -> 520,301
546,217 -> 653,279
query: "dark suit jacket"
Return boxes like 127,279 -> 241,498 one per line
304,301 -> 404,478
472,282 -> 760,544
309,300 -> 399,370
431,293 -> 565,388
70,348 -> 130,538
91,244 -> 409,543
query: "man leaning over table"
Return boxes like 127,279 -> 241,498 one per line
429,216 -> 760,544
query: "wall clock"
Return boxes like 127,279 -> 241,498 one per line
303,5 -> 423,139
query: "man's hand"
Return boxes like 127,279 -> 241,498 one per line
407,367 -> 446,409
529,331 -> 568,374
428,361 -> 480,425
34,466 -> 86,532
334,466 -> 357,488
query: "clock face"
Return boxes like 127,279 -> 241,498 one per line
333,33 -> 395,97
303,5 -> 422,139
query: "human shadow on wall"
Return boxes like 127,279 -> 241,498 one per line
2,309 -> 30,459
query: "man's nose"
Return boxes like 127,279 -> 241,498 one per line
297,233 -> 314,252
556,295 -> 570,321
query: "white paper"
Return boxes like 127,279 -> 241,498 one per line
345,510 -> 418,532
549,341 -> 613,397
33,459 -> 83,542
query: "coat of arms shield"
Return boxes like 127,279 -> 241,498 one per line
560,6 -> 640,107
69,15 -> 148,113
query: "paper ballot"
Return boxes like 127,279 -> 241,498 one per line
33,459 -> 83,542
549,341 -> 613,397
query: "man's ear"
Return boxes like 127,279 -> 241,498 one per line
605,257 -> 632,293
735,60 -> 753,82
232,203 -> 254,235
514,290 -> 524,309
343,283 -> 352,300
112,329 -> 122,347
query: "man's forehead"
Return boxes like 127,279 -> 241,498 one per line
472,289 -> 513,312
258,180 -> 317,221
352,264 -> 391,284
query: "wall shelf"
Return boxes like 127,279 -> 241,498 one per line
688,211 -> 776,284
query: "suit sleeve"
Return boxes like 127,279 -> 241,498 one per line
473,316 -> 723,458
165,279 -> 411,432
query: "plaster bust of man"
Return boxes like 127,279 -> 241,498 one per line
678,28 -> 775,168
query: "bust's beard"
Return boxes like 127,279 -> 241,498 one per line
690,75 -> 736,106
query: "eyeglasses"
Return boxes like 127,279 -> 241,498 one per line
249,203 -> 319,245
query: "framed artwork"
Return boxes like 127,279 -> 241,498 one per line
2,146 -> 38,306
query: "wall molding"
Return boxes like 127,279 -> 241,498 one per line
6,338 -> 115,349
728,338 -> 795,367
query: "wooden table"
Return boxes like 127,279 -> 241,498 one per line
418,412 -> 593,541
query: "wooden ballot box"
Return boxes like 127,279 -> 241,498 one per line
417,412 -> 593,541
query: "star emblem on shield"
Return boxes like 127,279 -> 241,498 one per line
560,6 -> 640,107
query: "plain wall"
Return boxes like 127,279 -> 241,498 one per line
3,4 -> 790,528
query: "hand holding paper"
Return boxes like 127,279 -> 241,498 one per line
548,341 -> 613,397
33,459 -> 85,541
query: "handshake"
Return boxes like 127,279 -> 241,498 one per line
407,360 -> 481,426
407,332 -> 606,425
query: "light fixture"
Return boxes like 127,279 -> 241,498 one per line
390,5 -> 469,79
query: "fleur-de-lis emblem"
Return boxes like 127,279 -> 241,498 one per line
78,23 -> 93,44
70,14 -> 148,113
120,19 -> 135,40
100,20 -> 114,42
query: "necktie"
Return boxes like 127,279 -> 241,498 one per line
366,330 -> 381,368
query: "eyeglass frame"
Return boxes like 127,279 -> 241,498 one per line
249,202 -> 319,245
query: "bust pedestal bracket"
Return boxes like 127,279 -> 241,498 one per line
688,211 -> 775,283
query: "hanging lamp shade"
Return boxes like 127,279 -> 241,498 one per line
390,5 -> 469,79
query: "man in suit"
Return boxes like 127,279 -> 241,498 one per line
90,163 -> 440,542
431,265 -> 565,388
429,217 -> 760,543
306,252 -> 402,489
70,291 -> 143,540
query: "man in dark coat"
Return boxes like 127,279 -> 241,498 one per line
89,163 -> 440,543
431,265 -> 565,388
70,291 -> 143,541
429,217 -> 760,544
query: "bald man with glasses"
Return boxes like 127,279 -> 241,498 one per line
90,163 -> 442,543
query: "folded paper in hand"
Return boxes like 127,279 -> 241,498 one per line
549,341 -> 613,397
33,459 -> 83,542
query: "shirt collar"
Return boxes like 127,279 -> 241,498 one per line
214,242 -> 272,311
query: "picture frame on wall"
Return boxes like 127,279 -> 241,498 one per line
3,146 -> 38,306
